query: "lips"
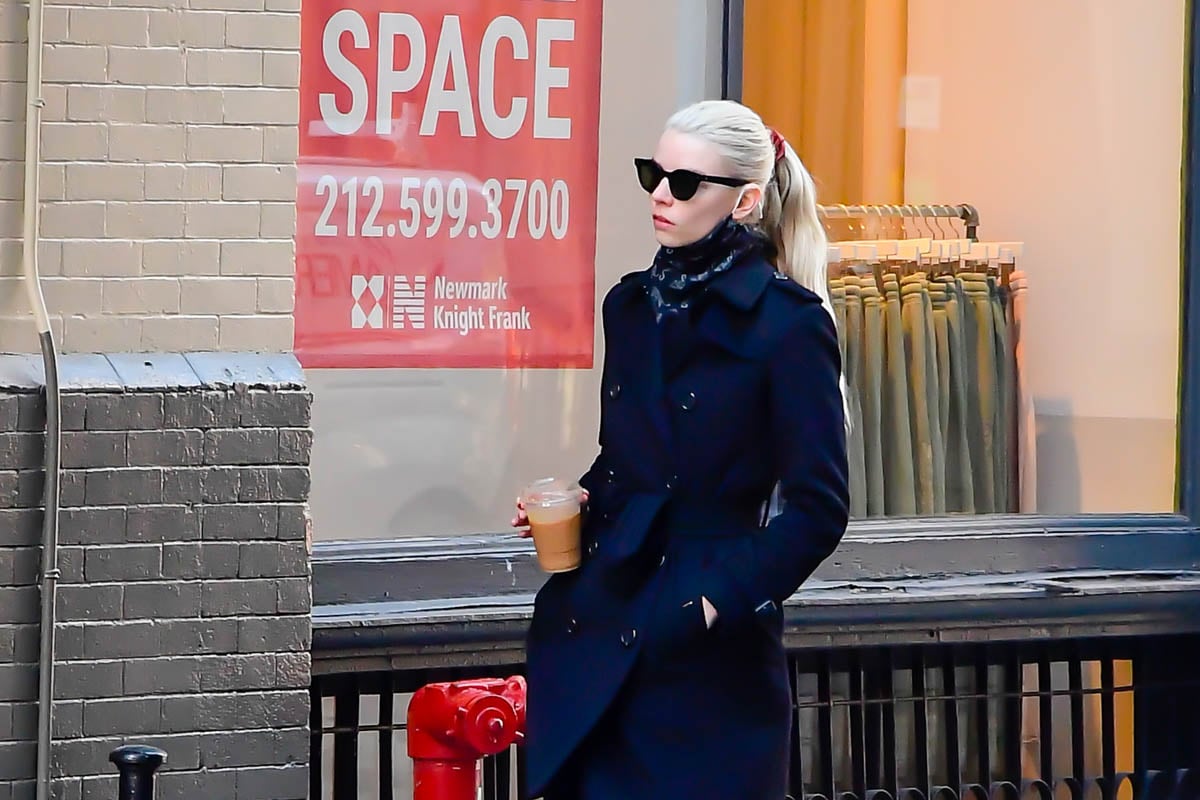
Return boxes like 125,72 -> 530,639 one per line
653,214 -> 674,227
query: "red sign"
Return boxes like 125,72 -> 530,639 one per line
295,2 -> 602,368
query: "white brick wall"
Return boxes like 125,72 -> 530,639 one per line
0,1 -> 299,353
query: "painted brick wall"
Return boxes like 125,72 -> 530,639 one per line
0,2 -> 300,353
0,353 -> 312,800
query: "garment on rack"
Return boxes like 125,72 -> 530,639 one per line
1009,269 -> 1036,512
934,276 -> 975,514
958,271 -> 997,513
881,272 -> 917,516
858,278 -> 887,517
841,277 -> 868,520
900,273 -> 946,515
990,276 -> 1013,513
826,241 -> 1031,520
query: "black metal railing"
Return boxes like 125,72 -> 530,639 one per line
310,634 -> 1200,800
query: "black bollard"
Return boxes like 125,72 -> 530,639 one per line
109,745 -> 166,800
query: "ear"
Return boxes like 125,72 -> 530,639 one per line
731,184 -> 763,222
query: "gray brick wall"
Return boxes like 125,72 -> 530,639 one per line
0,353 -> 311,800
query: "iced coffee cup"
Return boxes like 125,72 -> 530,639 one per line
522,478 -> 583,573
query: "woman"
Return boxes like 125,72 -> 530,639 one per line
514,99 -> 850,799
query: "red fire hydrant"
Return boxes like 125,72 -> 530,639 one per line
407,676 -> 527,800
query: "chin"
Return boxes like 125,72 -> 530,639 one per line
653,228 -> 690,248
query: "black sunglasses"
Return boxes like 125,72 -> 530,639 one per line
633,157 -> 745,201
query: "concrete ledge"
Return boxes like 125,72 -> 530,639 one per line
0,353 -> 306,392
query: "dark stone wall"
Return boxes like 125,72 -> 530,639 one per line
0,354 -> 312,800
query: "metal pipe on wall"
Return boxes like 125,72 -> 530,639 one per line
22,0 -> 63,798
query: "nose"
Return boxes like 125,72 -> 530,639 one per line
651,178 -> 674,205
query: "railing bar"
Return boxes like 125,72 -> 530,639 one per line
850,652 -> 869,799
881,649 -> 899,800
312,723 -> 406,735
1100,657 -> 1117,800
793,682 -> 1148,709
943,650 -> 962,791
1038,654 -> 1053,784
1068,655 -> 1086,783
498,745 -> 514,800
482,752 -> 499,800
310,681 -> 324,800
380,682 -> 394,800
790,657 -> 807,800
818,652 -> 837,800
975,651 -> 992,784
1003,651 -> 1022,783
517,746 -> 529,800
914,650 -> 931,798
332,685 -> 360,800
864,655 -> 885,791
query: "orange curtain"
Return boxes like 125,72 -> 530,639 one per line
741,0 -> 908,208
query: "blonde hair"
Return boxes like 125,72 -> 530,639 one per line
665,100 -> 850,428
665,99 -> 831,316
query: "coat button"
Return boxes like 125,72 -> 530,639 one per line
679,391 -> 696,411
607,383 -> 621,399
566,617 -> 579,634
659,554 -> 667,567
620,629 -> 638,648
587,540 -> 599,555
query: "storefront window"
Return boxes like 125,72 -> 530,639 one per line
297,0 -> 1186,540
740,0 -> 1186,517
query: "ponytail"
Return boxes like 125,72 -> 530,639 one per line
760,139 -> 850,430
760,141 -> 833,321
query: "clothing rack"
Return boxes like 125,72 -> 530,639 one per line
817,203 -> 980,241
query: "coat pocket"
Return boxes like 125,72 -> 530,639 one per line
643,591 -> 710,664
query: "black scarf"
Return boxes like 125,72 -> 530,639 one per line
645,216 -> 765,322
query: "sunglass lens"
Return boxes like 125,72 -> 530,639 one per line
635,159 -> 662,194
668,173 -> 701,201
634,160 -> 702,201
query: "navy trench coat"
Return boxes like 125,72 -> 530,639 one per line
524,252 -> 850,799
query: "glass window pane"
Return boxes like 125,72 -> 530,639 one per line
740,0 -> 1185,517
300,0 -> 1186,540
300,2 -> 725,539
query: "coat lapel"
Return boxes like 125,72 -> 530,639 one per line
693,257 -> 777,358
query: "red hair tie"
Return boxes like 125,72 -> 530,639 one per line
768,127 -> 786,163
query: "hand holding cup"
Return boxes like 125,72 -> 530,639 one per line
514,479 -> 588,573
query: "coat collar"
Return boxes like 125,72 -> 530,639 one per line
614,255 -> 782,362
704,255 -> 777,311
615,254 -> 777,314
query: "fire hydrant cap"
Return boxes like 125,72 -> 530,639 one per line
459,694 -> 519,754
